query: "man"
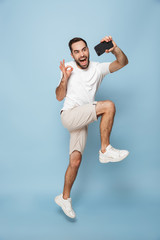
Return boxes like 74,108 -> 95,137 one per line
55,35 -> 129,219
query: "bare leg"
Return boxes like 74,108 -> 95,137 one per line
96,100 -> 116,153
63,151 -> 82,199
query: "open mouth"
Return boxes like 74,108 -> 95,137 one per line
79,57 -> 88,65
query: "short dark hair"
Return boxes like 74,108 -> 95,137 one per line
68,37 -> 88,52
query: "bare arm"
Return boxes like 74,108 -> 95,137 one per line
55,76 -> 68,101
109,46 -> 128,73
55,59 -> 73,101
101,35 -> 129,73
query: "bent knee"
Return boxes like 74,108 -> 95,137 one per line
70,151 -> 82,168
96,100 -> 116,116
103,100 -> 116,113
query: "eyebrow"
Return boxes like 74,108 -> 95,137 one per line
73,47 -> 87,53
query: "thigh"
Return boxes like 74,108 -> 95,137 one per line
69,126 -> 88,155
61,103 -> 97,132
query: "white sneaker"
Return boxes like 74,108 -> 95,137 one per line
99,144 -> 129,163
55,193 -> 76,219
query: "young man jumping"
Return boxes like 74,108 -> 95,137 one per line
55,35 -> 129,218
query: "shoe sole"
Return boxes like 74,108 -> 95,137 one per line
54,197 -> 76,219
99,152 -> 129,163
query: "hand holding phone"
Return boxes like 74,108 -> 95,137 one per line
94,41 -> 114,56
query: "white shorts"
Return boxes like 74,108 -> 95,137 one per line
60,102 -> 98,155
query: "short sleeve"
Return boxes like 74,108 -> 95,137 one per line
97,62 -> 111,78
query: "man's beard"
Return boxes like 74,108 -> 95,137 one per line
74,54 -> 90,69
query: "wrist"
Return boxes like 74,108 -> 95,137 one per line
111,46 -> 119,54
62,75 -> 68,83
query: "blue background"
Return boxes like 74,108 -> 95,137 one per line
0,0 -> 160,239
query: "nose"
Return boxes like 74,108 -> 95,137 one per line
80,51 -> 84,57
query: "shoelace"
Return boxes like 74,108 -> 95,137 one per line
110,146 -> 119,153
109,146 -> 121,156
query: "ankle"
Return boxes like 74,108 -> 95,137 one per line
101,148 -> 106,153
101,144 -> 110,153
63,193 -> 70,200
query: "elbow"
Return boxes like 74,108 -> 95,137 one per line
56,96 -> 61,101
122,58 -> 128,68
118,58 -> 129,69
56,94 -> 65,102
55,88 -> 63,101
56,94 -> 64,101
55,87 -> 66,101
125,57 -> 129,66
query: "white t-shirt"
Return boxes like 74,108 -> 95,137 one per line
60,61 -> 111,111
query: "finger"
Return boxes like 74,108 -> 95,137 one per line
112,40 -> 117,47
69,67 -> 73,71
68,68 -> 73,73
101,36 -> 110,42
60,59 -> 65,68
59,65 -> 63,72
100,38 -> 105,42
60,60 -> 66,70
60,61 -> 64,68
65,65 -> 73,71
108,47 -> 114,52
59,62 -> 65,72
59,65 -> 64,71
109,36 -> 112,40
104,36 -> 110,42
105,49 -> 109,53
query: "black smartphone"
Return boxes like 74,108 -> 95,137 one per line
94,41 -> 113,56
